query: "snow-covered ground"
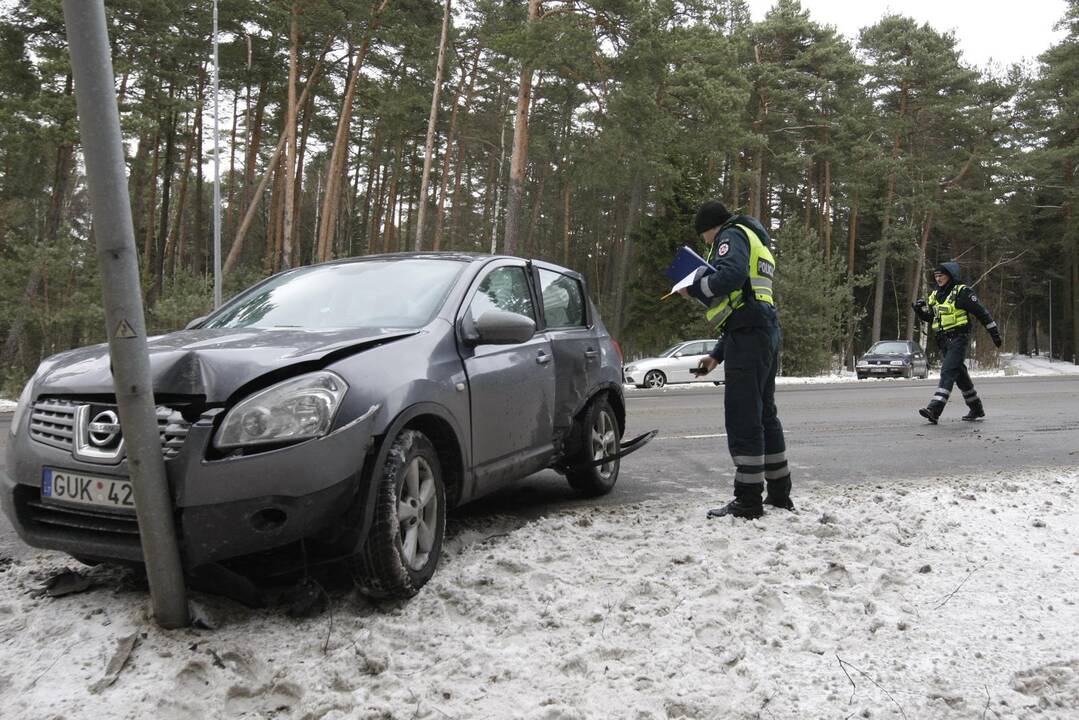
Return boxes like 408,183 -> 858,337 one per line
1,468 -> 1077,719
1006,353 -> 1079,376
0,400 -> 14,413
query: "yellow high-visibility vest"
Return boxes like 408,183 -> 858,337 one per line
704,224 -> 776,331
928,284 -> 970,332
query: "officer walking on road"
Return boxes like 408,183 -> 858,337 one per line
678,201 -> 793,519
912,261 -> 1003,423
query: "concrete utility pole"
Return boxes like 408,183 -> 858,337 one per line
62,0 -> 189,628
213,0 -> 223,308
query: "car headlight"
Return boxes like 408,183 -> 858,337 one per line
890,360 -> 906,366
856,361 -> 869,368
10,375 -> 36,432
215,371 -> 348,449
624,365 -> 637,373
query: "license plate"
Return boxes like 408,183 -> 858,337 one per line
42,468 -> 134,511
871,367 -> 889,373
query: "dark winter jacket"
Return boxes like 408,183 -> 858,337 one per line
685,214 -> 778,334
913,262 -> 998,336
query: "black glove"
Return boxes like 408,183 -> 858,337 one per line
990,329 -> 1002,348
912,298 -> 927,311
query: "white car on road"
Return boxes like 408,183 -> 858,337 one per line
623,339 -> 723,389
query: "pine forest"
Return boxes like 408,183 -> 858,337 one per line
1,0 -> 1078,390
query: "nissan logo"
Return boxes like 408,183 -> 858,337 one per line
87,410 -> 121,447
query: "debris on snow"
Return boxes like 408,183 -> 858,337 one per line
0,469 -> 1076,719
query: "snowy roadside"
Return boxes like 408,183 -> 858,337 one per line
0,400 -> 14,414
1,469 -> 1077,719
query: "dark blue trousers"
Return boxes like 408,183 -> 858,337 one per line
723,324 -> 787,490
927,332 -> 982,414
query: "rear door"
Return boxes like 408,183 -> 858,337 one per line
459,261 -> 556,491
535,267 -> 596,436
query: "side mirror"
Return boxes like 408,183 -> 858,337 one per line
185,315 -> 208,330
465,310 -> 536,346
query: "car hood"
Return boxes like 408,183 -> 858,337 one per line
861,353 -> 911,362
34,327 -> 420,402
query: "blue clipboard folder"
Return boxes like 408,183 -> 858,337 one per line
663,245 -> 715,299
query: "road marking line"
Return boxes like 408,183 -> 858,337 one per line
660,433 -> 727,440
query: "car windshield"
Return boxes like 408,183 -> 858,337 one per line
204,259 -> 466,330
868,342 -> 909,355
659,344 -> 683,357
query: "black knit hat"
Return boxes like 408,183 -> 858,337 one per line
694,201 -> 732,234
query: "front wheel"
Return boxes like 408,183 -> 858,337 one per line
352,429 -> 446,599
643,370 -> 666,389
565,396 -> 621,497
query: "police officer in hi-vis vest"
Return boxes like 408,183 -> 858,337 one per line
678,201 -> 793,519
912,262 -> 1002,423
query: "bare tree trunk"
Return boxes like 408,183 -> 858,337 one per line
416,0 -> 452,250
821,157 -> 832,262
291,89 -> 315,267
281,4 -> 300,270
490,111 -> 509,254
904,207 -> 934,340
433,46 -> 480,250
503,0 -> 541,254
562,185 -> 571,266
524,167 -> 546,257
383,139 -> 403,253
225,45 -> 329,274
163,114 -> 195,282
193,74 -> 205,276
317,0 -> 392,262
143,124 -> 161,271
870,79 -> 909,344
611,175 -> 643,338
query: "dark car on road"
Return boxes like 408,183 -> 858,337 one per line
856,340 -> 929,380
3,253 -> 646,597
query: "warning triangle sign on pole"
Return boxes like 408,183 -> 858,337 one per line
115,319 -> 137,339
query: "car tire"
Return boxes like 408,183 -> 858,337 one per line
856,373 -> 865,380
643,370 -> 666,389
353,429 -> 445,599
565,395 -> 621,497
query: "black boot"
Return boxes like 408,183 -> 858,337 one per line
707,483 -> 764,520
919,402 -> 943,425
764,476 -> 795,511
962,404 -> 985,421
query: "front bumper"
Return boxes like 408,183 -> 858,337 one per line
857,365 -> 909,377
2,408 -> 379,567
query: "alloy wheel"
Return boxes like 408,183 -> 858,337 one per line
397,456 -> 439,571
591,410 -> 619,480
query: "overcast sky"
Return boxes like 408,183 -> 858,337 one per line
745,0 -> 1068,71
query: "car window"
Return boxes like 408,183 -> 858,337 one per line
538,269 -> 586,328
690,342 -> 711,355
204,259 -> 465,330
467,266 -> 535,324
868,341 -> 909,355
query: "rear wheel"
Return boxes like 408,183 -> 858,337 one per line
643,370 -> 666,389
352,430 -> 445,599
565,396 -> 621,497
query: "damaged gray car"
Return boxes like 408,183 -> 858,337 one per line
3,253 -> 650,597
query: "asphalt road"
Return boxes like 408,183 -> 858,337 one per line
2,375 -> 1077,555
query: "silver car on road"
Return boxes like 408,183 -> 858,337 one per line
623,339 -> 723,389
